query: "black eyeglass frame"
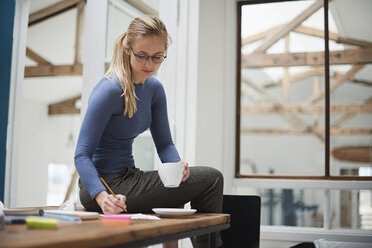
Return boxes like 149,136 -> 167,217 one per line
130,47 -> 167,64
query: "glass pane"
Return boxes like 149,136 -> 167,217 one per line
133,133 -> 155,171
106,0 -> 146,59
328,0 -> 372,175
239,1 -> 325,176
235,187 -> 324,227
331,189 -> 372,230
234,186 -> 372,230
47,163 -> 72,206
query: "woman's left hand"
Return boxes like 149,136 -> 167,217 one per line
179,161 -> 190,182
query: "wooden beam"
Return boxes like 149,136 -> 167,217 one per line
334,73 -> 372,87
294,25 -> 372,47
64,169 -> 78,203
331,113 -> 355,129
74,2 -> 84,64
241,128 -> 372,135
264,67 -> 324,88
283,35 -> 290,105
336,38 -> 372,48
242,24 -> 372,48
282,72 -> 290,104
49,106 -> 80,115
243,47 -> 372,67
48,95 -> 81,115
265,68 -> 372,89
253,0 -> 323,53
313,75 -> 320,103
241,103 -> 372,114
308,65 -> 364,103
349,78 -> 372,87
24,64 -> 83,77
332,97 -> 372,128
241,25 -> 284,45
29,0 -> 85,26
242,78 -> 309,128
26,47 -> 53,65
294,25 -> 338,41
312,75 -> 320,129
285,67 -> 324,84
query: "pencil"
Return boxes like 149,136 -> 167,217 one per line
100,177 -> 127,212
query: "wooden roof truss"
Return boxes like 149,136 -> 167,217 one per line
25,0 -> 85,115
240,0 -> 372,139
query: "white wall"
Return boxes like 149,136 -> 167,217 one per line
14,99 -> 80,207
194,0 -> 226,173
171,0 -> 237,194
193,0 -> 238,192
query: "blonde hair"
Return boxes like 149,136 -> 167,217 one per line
105,15 -> 170,118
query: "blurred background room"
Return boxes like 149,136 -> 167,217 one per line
1,0 -> 371,247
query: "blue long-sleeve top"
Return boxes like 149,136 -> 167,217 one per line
74,76 -> 180,199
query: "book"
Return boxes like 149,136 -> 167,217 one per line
3,207 -> 43,216
43,210 -> 100,220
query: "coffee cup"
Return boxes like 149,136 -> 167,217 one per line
158,162 -> 184,188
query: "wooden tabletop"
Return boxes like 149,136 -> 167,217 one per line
0,213 -> 230,248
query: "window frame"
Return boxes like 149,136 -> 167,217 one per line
235,0 -> 372,181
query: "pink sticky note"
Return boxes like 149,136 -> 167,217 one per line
103,214 -> 131,220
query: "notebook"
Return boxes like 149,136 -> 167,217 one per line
43,210 -> 100,220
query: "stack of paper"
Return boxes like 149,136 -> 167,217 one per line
43,210 -> 100,220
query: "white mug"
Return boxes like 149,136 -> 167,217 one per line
158,162 -> 184,188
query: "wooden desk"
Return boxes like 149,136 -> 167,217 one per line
0,213 -> 230,248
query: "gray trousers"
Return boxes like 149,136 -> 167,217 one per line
79,166 -> 224,248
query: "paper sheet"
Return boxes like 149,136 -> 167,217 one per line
101,213 -> 160,220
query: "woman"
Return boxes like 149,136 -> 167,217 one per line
74,16 -> 223,248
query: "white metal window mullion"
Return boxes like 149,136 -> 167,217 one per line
233,178 -> 372,190
234,179 -> 372,230
324,189 -> 330,229
351,190 -> 359,229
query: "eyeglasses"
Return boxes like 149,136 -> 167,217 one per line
130,47 -> 167,64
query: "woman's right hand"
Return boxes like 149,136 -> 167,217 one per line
95,191 -> 127,214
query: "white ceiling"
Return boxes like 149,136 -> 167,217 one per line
331,0 -> 372,42
29,0 -> 62,14
25,0 -> 82,105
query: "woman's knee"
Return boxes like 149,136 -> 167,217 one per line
212,168 -> 224,191
193,166 -> 224,187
